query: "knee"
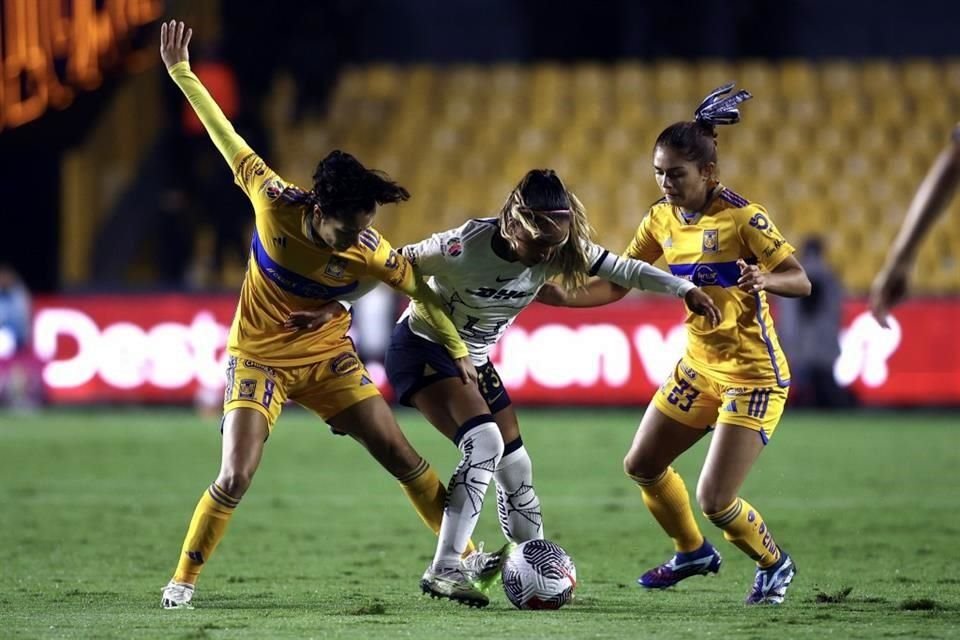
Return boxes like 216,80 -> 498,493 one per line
695,479 -> 734,516
462,422 -> 504,461
216,468 -> 255,499
623,451 -> 665,481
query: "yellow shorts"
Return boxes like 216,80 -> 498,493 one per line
652,359 -> 789,442
223,350 -> 381,432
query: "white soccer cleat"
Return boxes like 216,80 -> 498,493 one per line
161,580 -> 195,609
420,565 -> 489,608
461,541 -> 515,592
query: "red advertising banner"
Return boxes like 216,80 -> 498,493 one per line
4,294 -> 958,406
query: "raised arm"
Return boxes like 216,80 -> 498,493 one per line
871,128 -> 960,326
160,20 -> 250,168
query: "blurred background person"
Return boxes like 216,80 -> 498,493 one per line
776,237 -> 849,408
0,265 -> 43,410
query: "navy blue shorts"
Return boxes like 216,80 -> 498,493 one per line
385,318 -> 512,413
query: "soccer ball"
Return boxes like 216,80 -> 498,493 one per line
501,539 -> 577,610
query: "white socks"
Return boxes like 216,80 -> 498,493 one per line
432,420 -> 504,569
495,443 -> 544,542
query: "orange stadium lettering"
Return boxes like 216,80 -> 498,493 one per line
0,0 -> 163,130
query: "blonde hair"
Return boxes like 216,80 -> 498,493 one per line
499,170 -> 595,291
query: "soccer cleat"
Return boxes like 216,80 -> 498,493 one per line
160,580 -> 195,609
745,548 -> 796,605
420,565 -> 490,608
461,541 -> 515,592
638,540 -> 722,589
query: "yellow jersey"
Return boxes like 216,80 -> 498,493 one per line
625,186 -> 794,387
168,62 -> 467,366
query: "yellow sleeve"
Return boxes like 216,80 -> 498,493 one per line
167,61 -> 250,170
737,205 -> 795,270
167,61 -> 287,204
365,231 -> 469,359
622,210 -> 664,263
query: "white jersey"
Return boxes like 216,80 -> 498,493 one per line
400,218 -> 696,365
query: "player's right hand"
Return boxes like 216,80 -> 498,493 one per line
160,20 -> 193,70
869,260 -> 910,329
282,301 -> 346,331
454,357 -> 479,385
684,287 -> 722,326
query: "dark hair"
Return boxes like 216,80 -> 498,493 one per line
310,150 -> 409,216
516,169 -> 571,211
654,83 -> 752,168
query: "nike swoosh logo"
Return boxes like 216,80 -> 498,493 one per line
495,275 -> 515,283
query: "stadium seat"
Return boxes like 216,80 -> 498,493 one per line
270,60 -> 960,293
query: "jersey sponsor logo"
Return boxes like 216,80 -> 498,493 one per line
495,275 -> 516,283
466,287 -> 533,300
724,387 -> 749,396
324,256 -> 348,279
763,238 -> 786,258
702,229 -> 719,253
238,378 -> 257,400
264,177 -> 284,201
242,360 -> 275,377
679,362 -> 698,379
442,237 -> 463,257
749,213 -> 770,230
330,352 -> 362,377
384,249 -> 401,271
272,236 -> 287,249
386,261 -> 409,288
693,264 -> 719,286
663,235 -> 673,248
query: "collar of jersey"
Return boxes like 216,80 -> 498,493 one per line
674,184 -> 724,225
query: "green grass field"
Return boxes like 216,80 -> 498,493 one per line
1,408 -> 958,639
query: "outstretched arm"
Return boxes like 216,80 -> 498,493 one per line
871,130 -> 960,326
160,20 -> 250,168
536,277 -> 630,307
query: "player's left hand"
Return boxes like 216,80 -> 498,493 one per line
283,302 -> 346,331
736,258 -> 766,293
683,288 -> 722,326
869,260 -> 910,328
454,357 -> 479,385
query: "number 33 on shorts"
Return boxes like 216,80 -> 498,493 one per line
653,359 -> 788,441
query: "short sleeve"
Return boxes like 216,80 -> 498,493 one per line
362,230 -> 417,293
622,211 -> 664,264
401,231 -> 452,276
737,206 -> 795,270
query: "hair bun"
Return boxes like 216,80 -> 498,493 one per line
694,83 -> 752,127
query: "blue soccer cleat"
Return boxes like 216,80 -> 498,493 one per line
638,540 -> 722,589
745,548 -> 796,605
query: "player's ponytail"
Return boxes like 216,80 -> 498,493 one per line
655,83 -> 752,167
499,169 -> 594,291
306,150 -> 410,216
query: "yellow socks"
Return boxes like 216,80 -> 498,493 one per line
706,497 -> 780,568
173,483 -> 239,585
398,458 -> 476,555
631,467 -> 704,553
